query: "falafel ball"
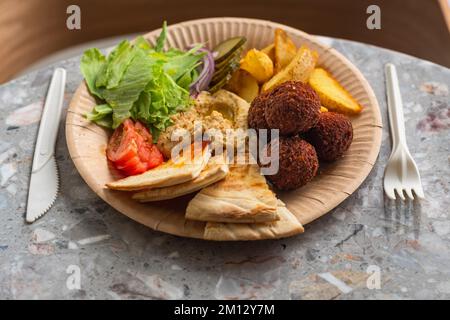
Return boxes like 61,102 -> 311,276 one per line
262,136 -> 319,190
304,112 -> 353,162
248,91 -> 270,130
264,81 -> 320,136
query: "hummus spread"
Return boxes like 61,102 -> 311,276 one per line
157,90 -> 250,158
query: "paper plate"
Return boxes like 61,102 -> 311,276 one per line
66,17 -> 382,240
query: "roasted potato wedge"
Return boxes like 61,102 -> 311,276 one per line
261,43 -> 275,63
240,49 -> 274,83
225,70 -> 260,103
309,68 -> 363,115
262,45 -> 318,92
274,28 -> 297,73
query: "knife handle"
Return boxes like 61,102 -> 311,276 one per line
32,68 -> 66,172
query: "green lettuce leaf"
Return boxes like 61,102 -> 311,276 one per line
134,90 -> 152,120
85,104 -> 113,128
134,36 -> 153,51
142,65 -> 190,132
101,47 -> 154,128
80,48 -> 106,99
176,71 -> 193,91
86,104 -> 112,120
95,40 -> 136,89
155,21 -> 167,52
163,53 -> 204,82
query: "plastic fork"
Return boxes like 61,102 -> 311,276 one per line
383,63 -> 425,201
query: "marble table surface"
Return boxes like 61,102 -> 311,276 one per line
0,37 -> 449,300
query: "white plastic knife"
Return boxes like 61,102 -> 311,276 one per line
26,68 -> 66,223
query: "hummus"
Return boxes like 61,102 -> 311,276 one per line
157,90 -> 250,158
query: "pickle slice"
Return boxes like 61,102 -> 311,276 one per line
211,60 -> 240,85
209,74 -> 233,93
214,48 -> 243,71
213,37 -> 246,63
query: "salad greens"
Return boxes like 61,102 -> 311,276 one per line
80,22 -> 205,137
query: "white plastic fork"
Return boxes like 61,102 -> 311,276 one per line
383,63 -> 425,201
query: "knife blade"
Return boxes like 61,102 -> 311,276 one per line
26,68 -> 66,223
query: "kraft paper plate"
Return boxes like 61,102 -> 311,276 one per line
66,17 -> 382,241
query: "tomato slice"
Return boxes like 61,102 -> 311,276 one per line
133,121 -> 163,169
143,145 -> 164,169
115,154 -> 140,170
134,121 -> 153,144
106,119 -> 164,176
106,119 -> 138,166
122,160 -> 148,176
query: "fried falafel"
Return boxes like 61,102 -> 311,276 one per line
262,136 -> 319,190
248,91 -> 270,130
264,81 -> 320,135
304,112 -> 353,161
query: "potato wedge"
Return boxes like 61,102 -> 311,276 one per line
274,28 -> 297,73
225,70 -> 260,103
309,68 -> 363,115
320,106 -> 328,112
240,49 -> 274,83
261,43 -> 275,63
262,45 -> 318,92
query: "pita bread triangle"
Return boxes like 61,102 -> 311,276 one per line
204,200 -> 304,241
132,156 -> 229,202
185,162 -> 278,223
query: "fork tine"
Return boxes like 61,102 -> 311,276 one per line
404,188 -> 414,200
412,187 -> 425,199
385,187 -> 396,200
395,188 -> 406,200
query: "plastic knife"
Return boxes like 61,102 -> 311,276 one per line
26,68 -> 66,223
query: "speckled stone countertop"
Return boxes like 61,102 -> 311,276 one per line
0,37 -> 449,300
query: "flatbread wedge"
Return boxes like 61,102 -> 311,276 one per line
204,200 -> 304,241
106,143 -> 211,191
132,156 -> 229,202
185,163 -> 278,223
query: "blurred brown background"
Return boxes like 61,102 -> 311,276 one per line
0,0 -> 449,83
